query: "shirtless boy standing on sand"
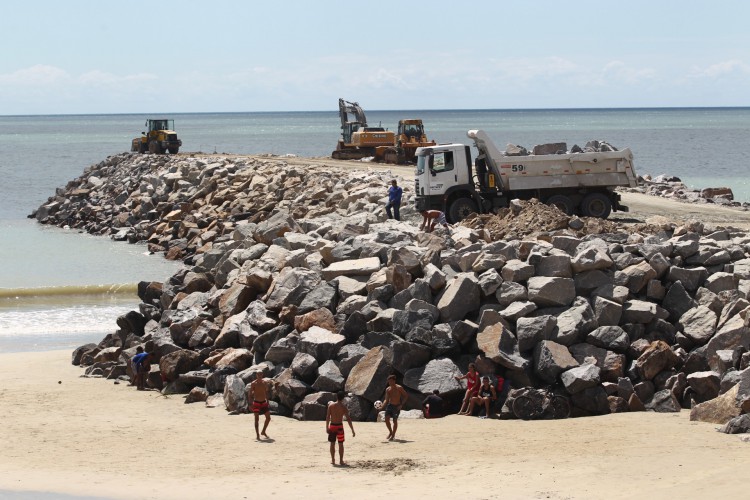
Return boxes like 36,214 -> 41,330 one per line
383,374 -> 408,441
247,371 -> 271,440
325,391 -> 356,465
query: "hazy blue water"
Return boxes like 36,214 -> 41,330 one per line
1,107 -> 749,351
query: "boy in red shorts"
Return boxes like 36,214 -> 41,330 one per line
326,391 -> 356,465
247,371 -> 271,440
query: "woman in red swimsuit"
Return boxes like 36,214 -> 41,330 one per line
455,363 -> 479,415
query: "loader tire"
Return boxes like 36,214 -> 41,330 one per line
580,192 -> 612,219
149,141 -> 162,154
168,147 -> 179,154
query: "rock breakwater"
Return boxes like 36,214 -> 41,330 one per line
37,153 -> 750,426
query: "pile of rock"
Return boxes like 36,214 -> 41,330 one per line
31,153 -> 415,262
630,174 -> 743,208
50,154 -> 750,426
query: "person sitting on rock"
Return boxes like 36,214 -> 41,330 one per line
456,363 -> 479,415
466,376 -> 497,418
422,389 -> 444,418
129,346 -> 144,386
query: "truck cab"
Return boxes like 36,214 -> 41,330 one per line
414,143 -> 489,222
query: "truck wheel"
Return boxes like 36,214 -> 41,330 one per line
545,195 -> 574,215
448,197 -> 478,223
580,193 -> 612,219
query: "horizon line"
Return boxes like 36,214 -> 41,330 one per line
2,105 -> 750,119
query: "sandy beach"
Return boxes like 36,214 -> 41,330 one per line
0,350 -> 747,500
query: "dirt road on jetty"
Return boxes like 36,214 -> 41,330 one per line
232,154 -> 750,231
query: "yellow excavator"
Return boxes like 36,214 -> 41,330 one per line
331,98 -> 395,160
331,98 -> 435,164
131,119 -> 182,154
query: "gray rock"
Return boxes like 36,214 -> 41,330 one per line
553,298 -> 598,346
437,273 -> 481,322
561,363 -> 601,394
501,259 -> 535,282
667,266 -> 708,292
223,374 -> 248,413
571,386 -> 610,415
293,391 -> 337,421
495,281 -> 527,306
621,300 -> 658,324
534,340 -> 579,383
403,358 -> 464,396
593,296 -> 622,326
687,371 -> 721,402
265,267 -> 321,311
516,315 -> 557,352
720,414 -> 750,434
477,322 -> 529,371
344,346 -> 393,402
678,305 -> 717,345
291,352 -> 319,382
527,277 -> 576,307
312,360 -> 345,392
387,341 -> 432,375
586,326 -> 629,353
645,389 -> 681,412
297,326 -> 346,363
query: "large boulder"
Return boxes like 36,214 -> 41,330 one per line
645,389 -> 681,412
534,341 -> 578,383
516,315 -> 556,352
254,210 -> 301,245
322,257 -> 381,281
387,341 -> 432,375
159,349 -> 202,382
586,326 -> 629,353
476,322 -> 529,371
437,274 -> 481,322
312,360 -> 345,392
265,267 -> 321,311
403,358 -> 464,396
678,306 -> 717,345
223,374 -> 248,413
526,277 -> 576,307
687,371 -> 721,403
690,384 -> 742,424
297,326 -> 346,363
291,352 -> 319,382
553,298 -> 598,346
635,341 -> 678,381
344,346 -> 393,402
293,392 -> 337,421
560,363 -> 601,394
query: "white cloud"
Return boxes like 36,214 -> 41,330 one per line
0,64 -> 70,85
689,59 -> 750,79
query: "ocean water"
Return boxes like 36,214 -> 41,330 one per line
1,108 -> 749,352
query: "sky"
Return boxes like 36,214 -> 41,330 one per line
1,0 -> 749,114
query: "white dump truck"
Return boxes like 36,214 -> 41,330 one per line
414,129 -> 638,221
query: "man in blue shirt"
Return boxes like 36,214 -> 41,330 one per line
385,179 -> 402,221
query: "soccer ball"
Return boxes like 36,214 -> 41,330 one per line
374,400 -> 383,410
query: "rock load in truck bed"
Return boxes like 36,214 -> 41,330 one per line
505,140 -> 621,157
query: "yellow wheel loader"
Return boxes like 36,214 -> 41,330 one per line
131,119 -> 182,154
